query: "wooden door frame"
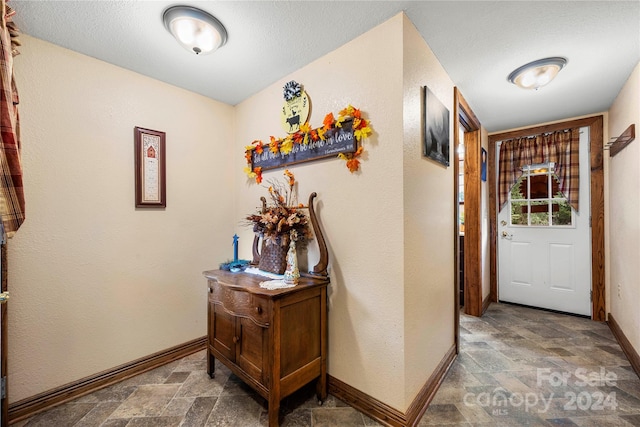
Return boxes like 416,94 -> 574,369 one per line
488,115 -> 605,321
1,240 -> 7,427
453,88 -> 482,352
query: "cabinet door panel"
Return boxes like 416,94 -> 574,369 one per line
237,317 -> 266,385
212,304 -> 235,361
281,296 -> 320,378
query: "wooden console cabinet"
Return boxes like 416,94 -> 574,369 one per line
204,269 -> 329,427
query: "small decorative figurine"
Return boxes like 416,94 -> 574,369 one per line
283,239 -> 300,284
220,234 -> 250,272
233,234 -> 239,263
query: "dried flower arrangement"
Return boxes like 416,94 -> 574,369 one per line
245,170 -> 312,247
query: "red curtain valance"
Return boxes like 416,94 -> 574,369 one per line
498,128 -> 580,212
0,0 -> 23,238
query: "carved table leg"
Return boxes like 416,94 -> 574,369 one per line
317,286 -> 328,404
207,353 -> 215,379
316,374 -> 328,405
268,398 -> 280,427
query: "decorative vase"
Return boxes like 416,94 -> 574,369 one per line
258,236 -> 289,275
283,240 -> 300,284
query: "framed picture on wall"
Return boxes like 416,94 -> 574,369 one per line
481,147 -> 487,182
134,127 -> 166,208
422,86 -> 450,167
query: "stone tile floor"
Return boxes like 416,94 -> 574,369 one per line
11,303 -> 640,426
422,303 -> 640,427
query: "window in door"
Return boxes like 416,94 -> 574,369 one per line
509,163 -> 574,227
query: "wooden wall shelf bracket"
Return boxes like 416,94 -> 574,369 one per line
251,197 -> 268,264
305,192 -> 329,278
607,124 -> 635,157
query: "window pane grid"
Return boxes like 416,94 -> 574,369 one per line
509,164 -> 573,227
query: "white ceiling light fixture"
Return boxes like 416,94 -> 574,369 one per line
507,57 -> 567,90
163,5 -> 228,55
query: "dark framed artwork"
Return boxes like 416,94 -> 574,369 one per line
134,127 -> 166,208
422,86 -> 450,167
481,147 -> 487,182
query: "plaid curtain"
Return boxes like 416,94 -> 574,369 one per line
498,129 -> 580,212
0,0 -> 22,238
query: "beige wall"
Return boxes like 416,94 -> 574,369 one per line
401,15 -> 455,405
607,61 -> 640,353
234,13 -> 455,411
235,14 -> 407,410
10,36 -> 236,402
11,13 -> 459,412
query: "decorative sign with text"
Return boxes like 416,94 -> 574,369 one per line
244,102 -> 373,184
281,83 -> 310,134
251,119 -> 355,171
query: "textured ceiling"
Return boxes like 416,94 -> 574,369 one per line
11,1 -> 640,132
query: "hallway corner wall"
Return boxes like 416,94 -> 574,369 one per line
234,14 -> 408,411
607,61 -> 640,357
10,35 -> 236,402
401,14 -> 456,406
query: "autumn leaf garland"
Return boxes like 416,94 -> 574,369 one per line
244,105 -> 373,183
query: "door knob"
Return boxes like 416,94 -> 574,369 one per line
501,231 -> 512,238
0,292 -> 9,303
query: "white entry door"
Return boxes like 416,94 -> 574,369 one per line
498,127 -> 591,316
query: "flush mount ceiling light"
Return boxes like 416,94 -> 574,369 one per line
507,57 -> 567,90
163,5 -> 227,55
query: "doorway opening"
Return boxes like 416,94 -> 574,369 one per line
453,88 -> 483,354
496,127 -> 591,317
488,116 -> 605,321
457,123 -> 465,307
